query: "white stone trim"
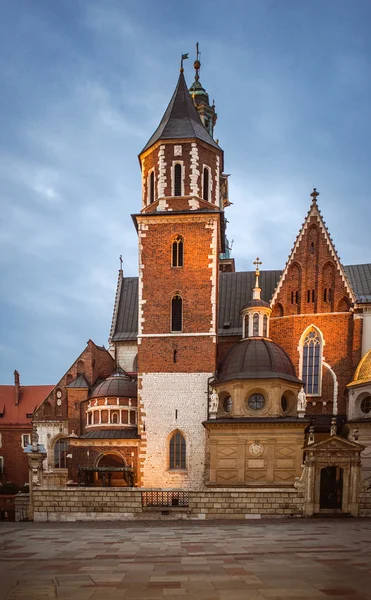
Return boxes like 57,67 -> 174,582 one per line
206,218 -> 218,334
215,156 -> 220,207
271,311 -> 352,321
138,333 -> 217,338
189,143 -> 199,196
323,361 -> 338,415
157,145 -> 166,198
271,202 -> 356,307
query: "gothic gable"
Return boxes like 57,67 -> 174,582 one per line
271,191 -> 355,316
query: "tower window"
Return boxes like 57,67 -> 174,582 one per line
328,288 -> 332,302
172,235 -> 183,267
149,171 -> 155,204
253,313 -> 259,336
169,431 -> 186,470
295,291 -> 299,304
307,290 -> 310,303
263,315 -> 268,337
310,242 -> 314,254
171,294 -> 182,332
302,327 -> 322,395
174,164 -> 182,196
312,289 -> 315,302
54,438 -> 68,469
203,167 -> 210,201
324,288 -> 327,302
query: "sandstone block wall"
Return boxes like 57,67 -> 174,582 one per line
32,486 -> 305,522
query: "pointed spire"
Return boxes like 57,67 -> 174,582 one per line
140,69 -> 219,154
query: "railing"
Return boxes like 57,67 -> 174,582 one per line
141,490 -> 189,508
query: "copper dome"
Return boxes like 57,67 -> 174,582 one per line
217,338 -> 301,384
91,373 -> 137,399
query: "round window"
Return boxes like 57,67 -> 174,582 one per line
360,396 -> 371,414
248,393 -> 265,410
281,395 -> 288,412
223,396 -> 232,413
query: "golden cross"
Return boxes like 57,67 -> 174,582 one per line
253,257 -> 262,271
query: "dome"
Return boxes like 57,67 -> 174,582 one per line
241,298 -> 270,310
350,349 -> 371,385
91,373 -> 137,399
217,338 -> 301,384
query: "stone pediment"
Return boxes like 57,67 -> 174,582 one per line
304,435 -> 364,454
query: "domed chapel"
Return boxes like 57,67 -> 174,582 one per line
31,48 -> 371,518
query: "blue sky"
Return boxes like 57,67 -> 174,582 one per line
1,0 -> 371,384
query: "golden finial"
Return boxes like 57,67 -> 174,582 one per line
253,257 -> 262,290
180,52 -> 189,73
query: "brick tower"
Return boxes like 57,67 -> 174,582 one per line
133,59 -> 227,488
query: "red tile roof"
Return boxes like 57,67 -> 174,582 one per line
0,385 -> 54,426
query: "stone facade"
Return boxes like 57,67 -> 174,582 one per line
139,373 -> 209,489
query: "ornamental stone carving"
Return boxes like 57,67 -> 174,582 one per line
249,441 -> 264,457
209,389 -> 219,419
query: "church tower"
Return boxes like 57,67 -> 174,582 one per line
133,58 -> 227,488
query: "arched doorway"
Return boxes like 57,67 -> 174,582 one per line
320,466 -> 343,510
97,453 -> 127,487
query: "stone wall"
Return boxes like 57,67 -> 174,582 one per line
14,493 -> 30,521
32,486 -> 305,522
359,485 -> 371,517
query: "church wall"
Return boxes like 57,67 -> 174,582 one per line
140,140 -> 222,208
362,309 -> 371,356
115,342 -> 138,373
270,313 -> 361,415
68,443 -> 139,485
139,372 -> 209,489
0,427 -> 33,487
36,421 -> 69,471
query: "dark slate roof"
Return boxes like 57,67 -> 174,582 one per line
80,428 -> 140,439
217,338 -> 301,384
112,277 -> 138,341
344,264 -> 371,303
66,375 -> 89,388
91,373 -> 137,398
205,417 -> 309,424
112,265 -> 371,341
140,72 -> 220,154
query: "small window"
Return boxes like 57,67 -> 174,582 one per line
310,242 -> 314,254
295,291 -> 299,303
26,413 -> 33,419
21,434 -> 31,448
171,294 -> 182,332
307,290 -> 310,303
312,289 -> 315,302
253,313 -> 259,336
0,456 -> 3,474
361,396 -> 371,414
291,291 -> 294,304
111,412 -> 119,424
281,395 -> 288,412
245,315 -> 249,337
203,167 -> 209,201
247,393 -> 265,410
328,288 -> 332,302
169,431 -> 186,470
174,164 -> 182,196
172,235 -> 183,267
324,288 -> 327,302
263,315 -> 268,337
54,438 -> 69,469
149,171 -> 155,204
223,396 -> 232,413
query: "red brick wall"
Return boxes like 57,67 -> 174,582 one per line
0,427 -> 31,487
139,215 -> 219,373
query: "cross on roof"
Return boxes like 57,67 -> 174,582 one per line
253,257 -> 262,272
310,187 -> 319,203
119,254 -> 123,270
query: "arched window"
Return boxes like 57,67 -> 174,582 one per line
54,438 -> 68,469
203,167 -> 209,201
302,327 -> 322,395
149,171 -> 155,204
253,313 -> 259,336
169,431 -> 186,470
174,164 -> 182,196
111,412 -> 119,424
263,315 -> 268,337
245,315 -> 249,338
172,235 -> 183,267
171,294 -> 182,331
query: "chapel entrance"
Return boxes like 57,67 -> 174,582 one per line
319,466 -> 343,510
96,453 -> 128,487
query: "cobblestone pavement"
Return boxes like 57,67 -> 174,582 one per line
0,519 -> 371,600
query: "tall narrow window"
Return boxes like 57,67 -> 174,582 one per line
302,327 -> 322,395
312,289 -> 315,302
295,291 -> 299,304
245,315 -> 249,338
307,290 -> 310,303
174,164 -> 182,196
324,288 -> 327,302
149,171 -> 155,204
172,235 -> 183,267
171,294 -> 182,332
253,313 -> 259,336
54,438 -> 68,469
0,456 -> 4,474
203,167 -> 209,201
169,431 -> 186,469
263,315 -> 268,337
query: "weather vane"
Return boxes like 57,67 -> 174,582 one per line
180,52 -> 189,72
